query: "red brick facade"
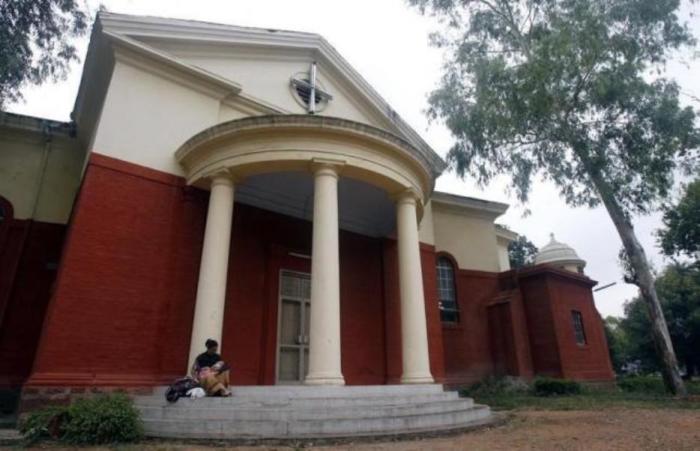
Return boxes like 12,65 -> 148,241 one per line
1,154 -> 613,410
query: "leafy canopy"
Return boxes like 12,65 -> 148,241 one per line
618,263 -> 700,375
410,0 -> 699,212
658,178 -> 700,260
0,0 -> 88,107
508,234 -> 539,268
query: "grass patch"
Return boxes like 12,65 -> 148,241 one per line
462,377 -> 700,411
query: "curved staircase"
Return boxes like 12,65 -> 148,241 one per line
133,384 -> 491,439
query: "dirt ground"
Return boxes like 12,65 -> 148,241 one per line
16,408 -> 700,450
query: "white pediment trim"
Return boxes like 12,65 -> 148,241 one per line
105,31 -> 241,99
98,12 -> 446,176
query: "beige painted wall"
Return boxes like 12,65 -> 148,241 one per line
496,236 -> 511,271
144,41 -> 392,131
431,204 -> 501,272
0,127 -> 84,224
91,59 -> 223,176
418,200 -> 435,245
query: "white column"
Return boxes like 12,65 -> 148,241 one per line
305,163 -> 345,385
187,174 -> 235,371
396,191 -> 434,384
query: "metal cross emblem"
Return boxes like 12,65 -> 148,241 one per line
290,61 -> 333,114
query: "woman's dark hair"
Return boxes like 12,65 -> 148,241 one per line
205,339 -> 218,349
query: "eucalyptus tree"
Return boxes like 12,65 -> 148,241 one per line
0,0 -> 88,107
659,178 -> 700,261
409,0 -> 700,395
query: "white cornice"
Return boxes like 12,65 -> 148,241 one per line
431,191 -> 509,219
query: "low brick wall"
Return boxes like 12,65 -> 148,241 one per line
18,386 -> 156,413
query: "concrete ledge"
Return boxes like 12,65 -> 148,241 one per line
134,385 -> 492,440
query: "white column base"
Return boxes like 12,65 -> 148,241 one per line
304,374 -> 347,386
400,374 -> 435,384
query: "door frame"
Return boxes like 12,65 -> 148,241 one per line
275,268 -> 312,385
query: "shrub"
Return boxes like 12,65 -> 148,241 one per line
19,393 -> 143,445
63,393 -> 143,445
617,375 -> 666,394
19,406 -> 68,445
533,377 -> 582,396
460,376 -> 530,397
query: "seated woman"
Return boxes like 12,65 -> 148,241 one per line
192,339 -> 231,397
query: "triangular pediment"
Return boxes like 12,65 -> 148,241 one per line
97,12 -> 442,171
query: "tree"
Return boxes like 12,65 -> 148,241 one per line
508,234 -> 538,269
659,179 -> 700,261
620,263 -> 700,378
409,0 -> 700,395
0,0 -> 88,108
604,315 -> 634,374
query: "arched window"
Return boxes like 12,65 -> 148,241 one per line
436,256 -> 459,323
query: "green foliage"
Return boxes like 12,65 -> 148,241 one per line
508,234 -> 539,269
19,393 -> 143,445
63,393 -> 143,445
409,0 -> 697,395
533,377 -> 582,396
659,179 -> 700,260
18,406 -> 67,445
409,0 -> 699,210
0,0 -> 88,107
618,375 -> 667,394
461,376 -> 530,397
620,263 -> 700,376
604,316 -> 633,373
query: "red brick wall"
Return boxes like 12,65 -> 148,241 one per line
28,154 -> 208,387
518,272 -> 564,377
381,241 -> 445,384
547,274 -> 615,380
441,267 -> 500,385
219,203 -> 388,385
517,267 -> 615,381
27,153 -> 440,389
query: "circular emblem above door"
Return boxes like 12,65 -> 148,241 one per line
290,61 -> 333,114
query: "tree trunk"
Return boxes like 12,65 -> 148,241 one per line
589,172 -> 687,396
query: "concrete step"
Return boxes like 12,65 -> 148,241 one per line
134,391 -> 460,408
141,404 -> 491,439
138,398 -> 475,421
150,383 -> 446,398
133,385 -> 492,439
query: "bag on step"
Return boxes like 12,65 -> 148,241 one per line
165,377 -> 201,403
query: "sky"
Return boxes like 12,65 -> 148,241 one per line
7,0 -> 700,317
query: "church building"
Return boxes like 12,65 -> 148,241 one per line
0,13 -> 614,417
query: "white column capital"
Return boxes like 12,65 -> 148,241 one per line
310,158 -> 345,178
392,188 -> 422,206
204,168 -> 240,187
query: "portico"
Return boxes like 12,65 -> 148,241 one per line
180,115 -> 441,385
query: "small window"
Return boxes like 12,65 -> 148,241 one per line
436,256 -> 459,323
571,310 -> 587,345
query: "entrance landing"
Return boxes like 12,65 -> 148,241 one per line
133,384 -> 491,439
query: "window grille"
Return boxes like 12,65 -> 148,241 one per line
436,257 -> 459,322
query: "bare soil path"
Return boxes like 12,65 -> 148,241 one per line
15,408 -> 700,450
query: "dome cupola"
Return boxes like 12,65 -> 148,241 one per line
534,234 -> 586,274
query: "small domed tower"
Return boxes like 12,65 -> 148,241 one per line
535,234 -> 586,274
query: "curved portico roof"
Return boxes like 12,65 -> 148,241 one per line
175,114 -> 447,204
